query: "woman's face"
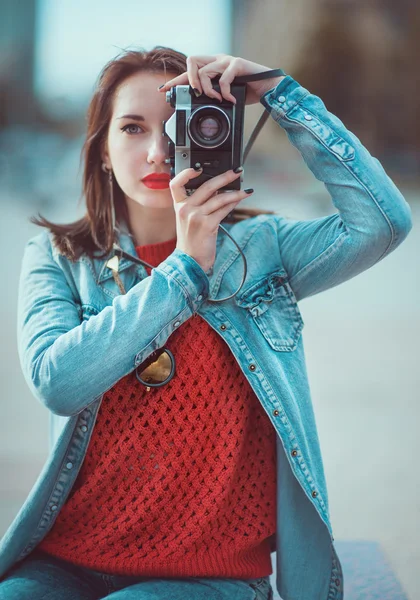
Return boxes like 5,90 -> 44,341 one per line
104,71 -> 177,209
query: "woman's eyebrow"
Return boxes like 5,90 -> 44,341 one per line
117,114 -> 145,121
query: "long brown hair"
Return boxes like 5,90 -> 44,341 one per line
30,46 -> 275,262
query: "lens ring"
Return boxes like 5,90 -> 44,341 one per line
135,348 -> 175,387
187,105 -> 231,149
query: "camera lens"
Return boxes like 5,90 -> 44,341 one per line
188,105 -> 230,148
198,117 -> 220,140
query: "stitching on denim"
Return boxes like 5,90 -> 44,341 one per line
282,114 -> 396,257
286,105 -> 355,162
209,216 -> 272,297
153,266 -> 196,313
289,229 -> 349,292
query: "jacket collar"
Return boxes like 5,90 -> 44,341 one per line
95,214 -> 269,287
96,218 -> 143,284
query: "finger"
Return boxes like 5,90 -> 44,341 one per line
198,65 -> 223,102
205,196 -> 249,228
186,57 -> 202,95
190,170 -> 243,205
169,167 -> 203,202
203,188 -> 254,215
158,71 -> 189,91
157,55 -> 220,92
218,64 -> 238,104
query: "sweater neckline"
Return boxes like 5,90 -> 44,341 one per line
135,236 -> 177,269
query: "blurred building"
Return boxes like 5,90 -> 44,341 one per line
0,0 -> 37,127
1,0 -> 419,179
232,0 -> 420,177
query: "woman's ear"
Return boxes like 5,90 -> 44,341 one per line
101,141 -> 111,170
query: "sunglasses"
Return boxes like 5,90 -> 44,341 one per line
135,347 -> 176,391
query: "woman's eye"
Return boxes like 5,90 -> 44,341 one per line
121,124 -> 144,135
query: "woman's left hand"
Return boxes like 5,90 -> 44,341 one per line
157,54 -> 286,105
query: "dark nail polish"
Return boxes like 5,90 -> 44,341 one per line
193,165 -> 203,171
233,166 -> 244,173
158,84 -> 165,90
244,188 -> 254,194
193,88 -> 201,97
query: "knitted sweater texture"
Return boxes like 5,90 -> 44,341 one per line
38,236 -> 277,578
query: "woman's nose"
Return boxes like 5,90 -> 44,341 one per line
147,132 -> 169,165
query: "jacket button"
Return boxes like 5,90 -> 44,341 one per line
312,490 -> 318,497
81,425 -> 88,432
66,462 -> 73,470
291,449 -> 298,456
304,114 -> 313,121
249,364 -> 256,371
273,409 -> 279,416
50,504 -> 58,511
220,324 -> 227,331
197,294 -> 203,301
278,95 -> 286,102
174,321 -> 180,328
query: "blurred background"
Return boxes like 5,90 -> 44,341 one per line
1,0 -> 419,598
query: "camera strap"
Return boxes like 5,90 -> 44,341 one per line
232,68 -> 287,163
204,68 -> 288,302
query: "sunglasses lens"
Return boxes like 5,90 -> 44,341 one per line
135,348 -> 175,387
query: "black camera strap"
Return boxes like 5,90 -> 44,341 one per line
210,68 -> 287,163
203,68 -> 288,302
232,68 -> 287,163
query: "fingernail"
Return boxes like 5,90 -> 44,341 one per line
158,84 -> 165,90
244,188 -> 254,194
233,166 -> 244,173
193,88 -> 201,97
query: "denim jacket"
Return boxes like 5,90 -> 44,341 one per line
0,75 -> 412,600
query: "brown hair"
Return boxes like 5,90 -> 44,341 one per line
30,46 -> 275,262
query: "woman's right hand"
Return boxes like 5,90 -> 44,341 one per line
170,168 -> 254,273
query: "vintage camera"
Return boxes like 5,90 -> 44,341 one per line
163,78 -> 246,192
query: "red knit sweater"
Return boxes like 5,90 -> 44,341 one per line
38,237 -> 277,578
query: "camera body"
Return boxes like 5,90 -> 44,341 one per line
164,79 -> 246,191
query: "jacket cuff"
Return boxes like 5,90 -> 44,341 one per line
155,248 -> 210,313
260,75 -> 311,117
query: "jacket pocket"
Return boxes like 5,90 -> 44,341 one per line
235,270 -> 304,352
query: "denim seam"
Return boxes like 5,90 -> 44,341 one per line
154,265 -> 196,313
100,573 -> 117,594
281,114 -> 396,258
288,228 -> 349,292
264,88 -> 311,119
284,105 -> 355,162
210,216 -> 281,298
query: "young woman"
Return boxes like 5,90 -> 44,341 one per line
0,47 -> 412,600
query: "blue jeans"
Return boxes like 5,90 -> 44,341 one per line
0,548 -> 274,599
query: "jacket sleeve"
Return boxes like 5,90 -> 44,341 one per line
17,231 -> 209,418
260,76 -> 413,302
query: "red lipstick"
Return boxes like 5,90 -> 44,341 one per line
141,173 -> 171,190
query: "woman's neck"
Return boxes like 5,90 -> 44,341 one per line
125,199 -> 177,246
